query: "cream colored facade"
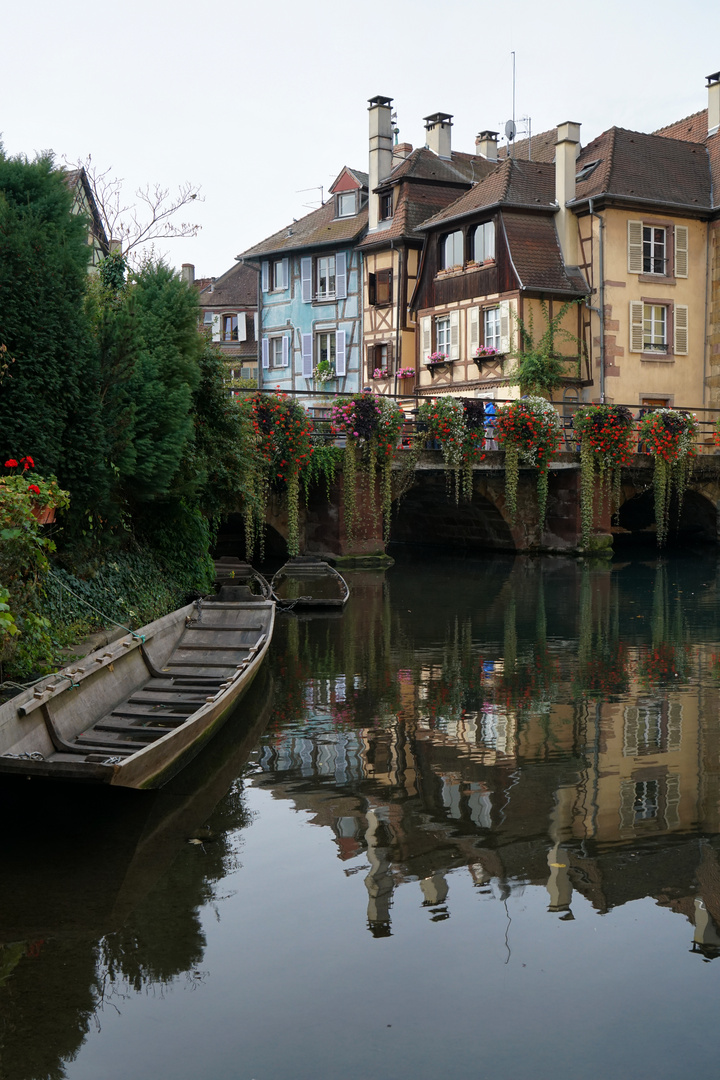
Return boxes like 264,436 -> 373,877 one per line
362,245 -> 419,391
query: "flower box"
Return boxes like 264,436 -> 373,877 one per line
31,504 -> 56,525
426,357 -> 453,377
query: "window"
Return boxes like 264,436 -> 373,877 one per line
301,253 -> 347,302
270,337 -> 285,367
483,307 -> 501,351
473,221 -> 495,263
367,341 -> 393,378
317,256 -> 336,298
369,269 -> 392,306
627,221 -> 688,279
317,331 -> 336,369
203,311 -> 213,331
643,227 -> 666,275
261,258 -> 289,292
380,192 -> 393,220
302,330 -> 346,377
222,314 -> 238,342
629,301 -> 688,357
261,335 -> 289,370
441,230 -> 464,270
420,311 -> 460,361
336,192 -> 357,218
643,304 -> 667,353
634,780 -> 658,823
436,316 -> 451,355
273,260 -> 286,290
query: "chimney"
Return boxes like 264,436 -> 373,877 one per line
708,70 -> 720,137
393,141 -> 413,165
181,263 -> 195,285
424,113 -> 453,159
368,95 -> 394,231
554,121 -> 581,266
475,131 -> 499,161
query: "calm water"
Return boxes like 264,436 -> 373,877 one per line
3,552 -> 720,1079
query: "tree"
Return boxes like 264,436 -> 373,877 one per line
69,156 -> 202,265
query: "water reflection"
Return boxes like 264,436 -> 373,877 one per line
253,556 -> 720,949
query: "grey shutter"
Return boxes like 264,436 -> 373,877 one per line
302,333 -> 313,377
421,316 -> 432,359
498,300 -> 511,354
674,304 -> 688,355
262,338 -> 269,369
368,272 -> 377,305
335,331 -> 346,376
237,312 -> 247,342
627,220 -> 643,274
281,258 -> 289,290
629,301 -> 644,352
282,334 -> 290,367
211,313 -> 221,342
254,312 -> 259,339
301,257 -> 313,303
449,310 -> 460,360
468,306 -> 480,355
675,226 -> 689,278
261,261 -> 269,292
335,252 -> 347,299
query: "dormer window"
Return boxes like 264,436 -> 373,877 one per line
380,192 -> 393,220
576,159 -> 601,183
473,221 -> 495,263
441,230 -> 463,270
336,192 -> 357,218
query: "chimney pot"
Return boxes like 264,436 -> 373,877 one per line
181,263 -> 195,285
393,141 -> 413,163
424,112 -> 453,159
475,130 -> 499,161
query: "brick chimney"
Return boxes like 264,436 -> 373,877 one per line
181,263 -> 195,285
708,71 -> 720,137
424,113 -> 453,159
368,95 -> 394,231
393,142 -> 413,165
554,121 -> 581,266
475,131 -> 498,161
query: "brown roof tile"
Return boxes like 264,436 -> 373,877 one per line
198,261 -> 258,307
654,109 -> 708,142
358,181 -> 476,248
238,177 -> 368,259
417,159 -> 556,230
502,213 -> 587,295
498,128 -> 558,164
382,146 -> 492,187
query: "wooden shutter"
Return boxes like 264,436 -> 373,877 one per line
449,310 -> 460,360
282,334 -> 290,367
253,313 -> 259,340
387,340 -> 394,372
211,313 -> 221,342
368,273 -> 377,306
674,304 -> 688,355
335,252 -> 347,299
281,258 -> 289,290
335,331 -> 346,376
301,257 -> 313,302
498,300 -> 511,354
421,316 -> 432,359
367,344 -> 376,379
468,306 -> 480,354
262,338 -> 269,369
302,333 -> 313,377
628,220 -> 643,274
629,301 -> 644,352
237,312 -> 247,342
675,226 -> 689,278
261,261 -> 270,292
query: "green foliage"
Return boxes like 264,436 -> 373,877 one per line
510,299 -> 582,396
301,444 -> 343,503
573,405 -> 634,548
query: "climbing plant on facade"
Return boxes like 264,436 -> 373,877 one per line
509,299 -> 583,395
416,397 -> 486,502
638,408 -> 698,546
573,404 -> 634,548
330,394 -> 404,542
495,397 -> 562,526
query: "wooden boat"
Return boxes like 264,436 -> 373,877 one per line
0,586 -> 275,789
271,556 -> 349,609
213,556 -> 271,597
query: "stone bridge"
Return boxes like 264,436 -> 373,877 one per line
251,451 -> 720,561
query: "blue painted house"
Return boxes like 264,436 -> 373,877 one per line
239,167 -> 368,406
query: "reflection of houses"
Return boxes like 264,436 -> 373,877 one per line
182,261 -> 259,383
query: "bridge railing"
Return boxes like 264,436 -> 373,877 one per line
227,387 -> 720,456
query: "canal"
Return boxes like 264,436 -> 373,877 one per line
2,551 -> 720,1079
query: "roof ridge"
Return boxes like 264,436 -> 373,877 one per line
653,107 -> 707,134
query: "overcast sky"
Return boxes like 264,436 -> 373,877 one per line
3,0 -> 718,277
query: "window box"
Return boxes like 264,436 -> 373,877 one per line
426,355 -> 454,376
372,368 -> 390,380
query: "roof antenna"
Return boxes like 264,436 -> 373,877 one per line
504,51 -> 517,158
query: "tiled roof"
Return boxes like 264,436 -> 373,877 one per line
416,159 -> 557,230
654,109 -> 708,142
358,181 -> 476,249
502,213 -> 587,295
573,127 -> 711,210
198,261 -> 258,307
239,197 -> 368,259
498,127 -> 559,164
382,146 -> 492,187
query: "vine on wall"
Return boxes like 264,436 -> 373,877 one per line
573,405 -> 634,548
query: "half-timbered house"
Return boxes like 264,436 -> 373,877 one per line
184,261 -> 259,384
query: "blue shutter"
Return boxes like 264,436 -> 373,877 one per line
335,331 -> 346,376
335,252 -> 347,299
262,338 -> 269,369
261,261 -> 269,292
301,258 -> 313,303
302,334 -> 313,377
282,334 -> 290,367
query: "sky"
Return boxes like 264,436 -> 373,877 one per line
3,0 -> 719,277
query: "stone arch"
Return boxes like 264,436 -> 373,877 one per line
617,485 -> 718,544
390,471 -> 516,551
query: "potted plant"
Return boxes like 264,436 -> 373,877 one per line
638,409 -> 697,546
474,345 -> 501,363
372,367 -> 390,380
313,359 -> 336,385
426,352 -> 452,375
495,397 -> 563,526
1,457 -> 69,524
573,404 -> 634,548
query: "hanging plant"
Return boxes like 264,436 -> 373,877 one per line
638,409 -> 698,546
573,404 -> 634,548
248,394 -> 314,558
416,397 -> 486,503
494,397 -> 562,525
330,394 -> 404,542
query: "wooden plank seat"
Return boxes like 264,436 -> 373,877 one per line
95,719 -> 187,736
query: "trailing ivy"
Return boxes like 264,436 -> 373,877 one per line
416,397 -> 486,503
301,444 -> 343,504
638,409 -> 697,546
495,397 -> 562,526
573,404 -> 634,548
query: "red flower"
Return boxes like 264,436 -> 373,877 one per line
4,459 -> 18,468
28,484 -> 41,495
20,455 -> 35,469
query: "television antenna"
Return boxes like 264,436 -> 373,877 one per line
296,185 -> 324,211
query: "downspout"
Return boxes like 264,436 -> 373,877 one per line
586,198 -> 605,403
392,240 -> 403,396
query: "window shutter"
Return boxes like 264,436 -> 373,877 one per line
387,340 -> 394,372
211,313 -> 221,342
449,310 -> 460,360
629,301 -> 644,352
675,225 -> 689,278
674,304 -> 688,355
262,338 -> 269,369
368,273 -> 377,305
499,300 -> 511,354
281,258 -> 289,290
627,220 -> 643,274
261,261 -> 270,292
302,333 -> 313,377
335,252 -> 347,299
301,257 -> 313,303
282,334 -> 290,367
237,312 -> 247,342
468,306 -> 480,355
421,316 -> 432,358
367,344 -> 376,379
254,313 -> 259,340
335,331 -> 346,376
